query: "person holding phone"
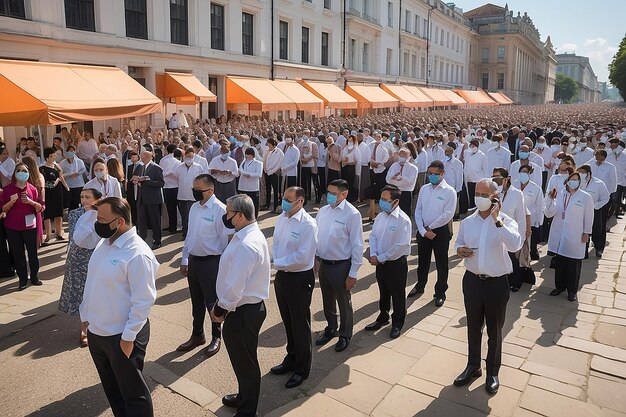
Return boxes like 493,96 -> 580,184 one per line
454,178 -> 523,395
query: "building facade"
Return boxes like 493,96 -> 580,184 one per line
464,3 -> 556,105
556,53 -> 601,103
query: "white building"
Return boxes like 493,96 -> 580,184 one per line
556,53 -> 601,103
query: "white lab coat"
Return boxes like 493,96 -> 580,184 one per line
544,189 -> 594,259
500,185 -> 528,237
581,177 -> 610,210
520,181 -> 544,228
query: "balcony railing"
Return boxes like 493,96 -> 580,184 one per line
363,14 -> 380,25
348,8 -> 361,17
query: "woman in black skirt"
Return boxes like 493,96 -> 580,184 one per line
40,147 -> 70,245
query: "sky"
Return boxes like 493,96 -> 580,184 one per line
457,0 -> 626,82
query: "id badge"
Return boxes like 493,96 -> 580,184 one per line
561,211 -> 565,220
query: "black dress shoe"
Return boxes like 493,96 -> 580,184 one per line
434,297 -> 445,307
30,279 -> 43,286
270,362 -> 294,375
18,283 -> 27,291
407,285 -> 425,298
596,250 -> 603,258
334,336 -> 350,352
549,288 -> 565,296
510,287 -> 520,293
364,320 -> 389,331
285,374 -> 306,389
549,257 -> 557,269
568,293 -> 577,302
260,206 -> 269,211
222,393 -> 239,408
315,330 -> 336,346
152,242 -> 162,250
176,334 -> 206,352
390,327 -> 401,339
205,337 -> 221,358
485,375 -> 499,394
453,366 -> 482,386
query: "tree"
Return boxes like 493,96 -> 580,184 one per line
609,33 -> 626,101
555,73 -> 578,103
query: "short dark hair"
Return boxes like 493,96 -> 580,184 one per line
518,164 -> 533,173
66,145 -> 76,152
166,144 -> 177,154
578,164 -> 592,174
192,139 -> 203,149
267,138 -> 277,147
82,188 -> 102,199
428,160 -> 445,171
244,147 -> 255,156
97,197 -> 132,225
285,186 -> 305,200
596,149 -> 607,158
381,184 -> 401,201
194,174 -> 214,188
185,147 -> 195,156
469,138 -> 480,147
173,148 -> 183,159
329,179 -> 349,192
43,147 -> 56,159
493,167 -> 509,177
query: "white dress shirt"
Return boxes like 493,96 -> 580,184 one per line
426,144 -> 446,163
369,141 -> 389,174
264,148 -> 284,175
238,158 -> 263,192
358,142 -> 370,167
414,150 -> 429,173
500,185 -> 528,236
298,140 -> 318,168
272,208 -> 318,272
520,181 -> 544,228
528,153 -> 544,172
581,177 -> 610,210
84,176 -> 122,198
80,227 -> 159,340
209,156 -> 239,183
510,160 -> 542,187
0,157 -> 16,186
586,160 -> 618,193
181,195 -> 231,266
369,206 -> 412,263
193,154 -> 209,173
573,147 -> 594,168
608,149 -> 626,186
544,189 -> 594,259
176,162 -> 205,201
477,138 -> 492,154
159,154 -> 181,189
216,223 -> 271,311
455,211 -> 522,277
386,161 -> 418,192
464,150 -> 488,183
443,156 -> 464,193
281,145 -> 300,177
317,146 -> 327,168
73,209 -> 101,249
486,146 -> 512,175
60,157 -> 87,189
76,138 -> 98,163
547,173 -> 568,194
414,179 -> 457,236
316,199 -> 364,278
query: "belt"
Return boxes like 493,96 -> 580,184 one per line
318,258 -> 351,265
469,271 -> 503,281
189,254 -> 220,260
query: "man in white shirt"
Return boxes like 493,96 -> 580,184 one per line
178,175 -> 232,357
209,139 -> 239,204
607,138 -> 626,218
464,138 -> 488,209
60,145 -> 87,210
209,195 -> 270,417
454,178 -> 522,395
81,197 -> 159,417
76,134 -> 99,170
168,113 -> 179,130
578,165 -> 610,258
263,138 -> 284,212
411,161 -> 457,306
385,148 -> 418,217
270,187 -> 318,388
159,144 -> 181,234
176,148 -> 205,238
587,149 -> 618,244
486,134 -> 512,175
298,131 -> 318,202
0,146 -> 16,187
281,137 -> 300,190
366,185 -> 411,338
314,179 -> 363,352
238,148 -> 263,217
510,145 -> 542,188
369,133 -> 390,204
443,145 -> 464,222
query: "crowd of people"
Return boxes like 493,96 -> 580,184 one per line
0,102 -> 625,416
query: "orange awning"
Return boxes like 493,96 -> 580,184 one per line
226,77 -> 298,112
440,90 -> 468,106
271,79 -> 324,112
402,85 -> 435,106
156,72 -> 217,104
418,88 -> 453,107
0,59 -> 161,126
299,80 -> 358,109
454,90 -> 498,106
345,83 -> 399,109
488,92 -> 514,105
381,84 -> 432,108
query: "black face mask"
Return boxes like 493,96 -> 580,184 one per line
192,189 -> 209,202
94,218 -> 119,239
222,212 -> 238,229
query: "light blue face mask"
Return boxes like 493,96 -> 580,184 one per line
327,193 -> 337,205
15,172 -> 29,183
379,199 -> 394,213
281,199 -> 293,212
95,171 -> 105,179
66,151 -> 75,159
518,151 -> 530,159
567,179 -> 580,190
428,174 -> 440,185
519,172 -> 530,183
220,153 -> 229,161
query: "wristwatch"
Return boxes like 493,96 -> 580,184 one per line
494,218 -> 503,228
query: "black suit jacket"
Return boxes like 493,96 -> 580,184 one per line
133,162 -> 164,205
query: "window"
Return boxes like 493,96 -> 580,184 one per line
210,3 -> 224,50
482,72 -> 489,90
403,51 -> 409,76
414,15 -> 419,34
125,0 -> 148,39
65,0 -> 95,31
301,26 -> 309,64
324,0 -> 331,9
242,12 -> 253,55
170,0 -> 188,45
481,47 -> 489,64
497,72 -> 505,90
0,0 -> 26,18
279,20 -> 288,60
386,48 -> 393,75
363,42 -> 369,72
420,56 -> 426,79
423,18 -> 428,38
405,10 -> 411,32
446,31 -> 449,48
387,2 -> 393,27
411,54 -> 417,78
440,29 -> 444,45
497,46 -> 505,62
434,26 -> 438,43
349,38 -> 356,69
321,31 -> 329,66
445,63 -> 449,82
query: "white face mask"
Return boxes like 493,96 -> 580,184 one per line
475,196 -> 493,211
470,146 -> 478,154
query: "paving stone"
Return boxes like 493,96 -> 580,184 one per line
526,343 -> 590,375
438,322 -> 468,341
430,334 -> 467,356
502,334 -> 536,349
590,355 -> 626,379
563,310 -> 600,325
520,361 -> 586,387
404,328 -> 437,343
502,342 -> 531,358
501,353 -> 525,368
498,366 -> 530,392
556,334 -> 626,362
397,374 -> 444,398
408,346 -> 467,386
604,308 -> 626,319
266,392 -> 366,417
527,375 -> 582,399
520,385 -> 608,417
422,313 -> 452,327
587,375 -> 626,413
512,409 -> 545,417
432,305 -> 460,319
345,346 -> 418,385
560,320 -> 596,341
389,337 -> 432,359
411,320 -> 444,335
145,362 -> 218,408
516,326 -> 544,343
594,322 -> 626,349
600,314 -> 626,326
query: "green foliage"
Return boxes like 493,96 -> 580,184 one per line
555,73 -> 578,103
609,34 -> 626,101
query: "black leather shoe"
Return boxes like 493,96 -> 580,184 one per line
222,393 -> 239,408
315,330 -> 336,346
18,283 -> 27,291
205,337 -> 221,358
510,287 -> 520,293
176,334 -> 206,352
596,250 -> 603,258
364,320 -> 389,331
334,336 -> 350,352
485,375 -> 499,394
285,374 -> 306,389
390,327 -> 401,339
152,243 -> 162,250
568,293 -> 577,302
270,363 -> 294,375
549,288 -> 565,296
30,279 -> 43,286
549,257 -> 557,269
434,297 -> 445,307
407,285 -> 425,298
453,366 -> 482,386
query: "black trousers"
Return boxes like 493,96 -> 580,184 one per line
554,255 -> 582,294
0,219 -> 15,277
375,256 -> 408,329
88,321 -> 152,417
222,301 -> 267,417
370,170 -> 388,201
542,171 -> 548,192
275,269 -> 314,377
128,196 -> 138,227
459,183 -> 469,214
327,169 -> 340,186
507,251 -> 522,289
319,260 -> 353,338
614,185 -> 625,214
264,173 -> 280,210
187,255 -> 221,339
399,191 -> 412,218
467,182 -> 477,209
177,200 -> 194,238
462,271 -> 509,376
542,216 -> 552,242
415,226 -> 450,298
163,188 -> 179,233
530,226 -> 541,257
300,166 -> 314,199
240,191 -> 259,218
137,201 -> 161,244
285,175 -> 297,190
592,206 -> 607,252
341,165 -> 357,202
5,228 -> 38,286
68,187 -> 82,211
318,169 -> 327,196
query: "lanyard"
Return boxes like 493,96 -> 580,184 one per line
562,193 -> 572,219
